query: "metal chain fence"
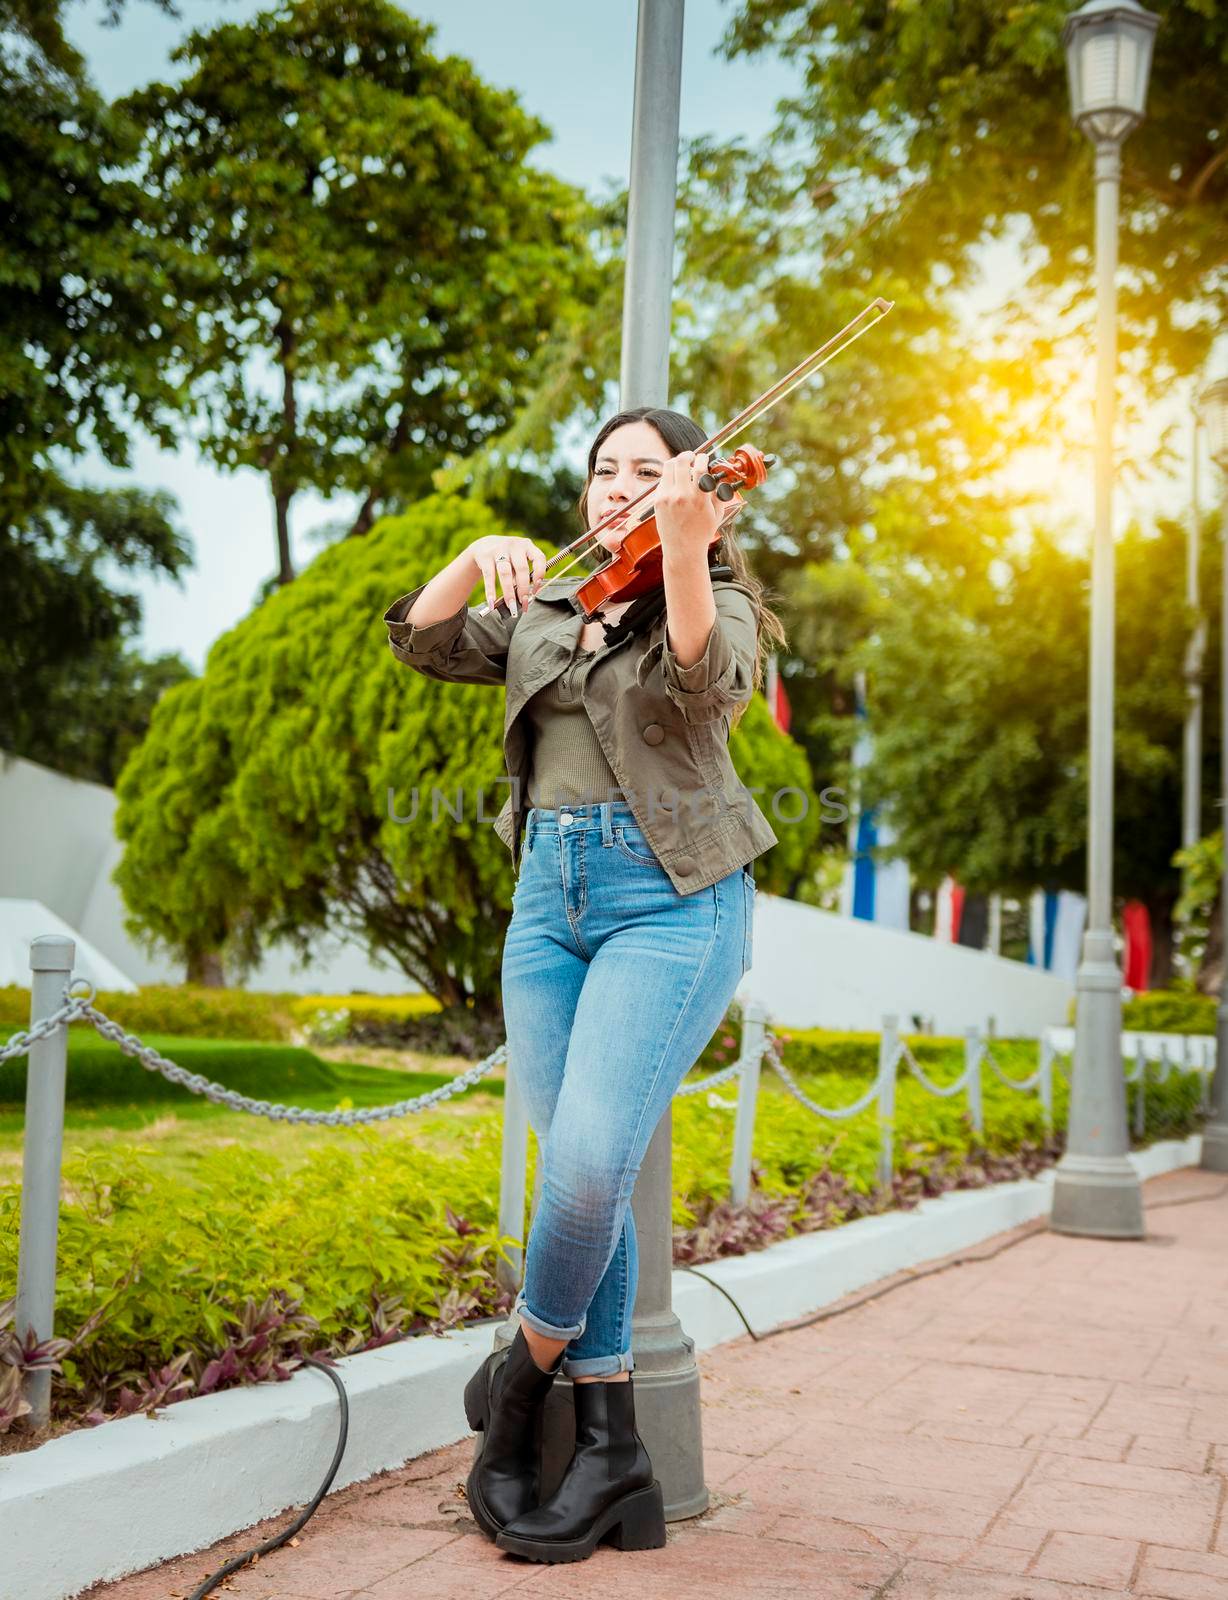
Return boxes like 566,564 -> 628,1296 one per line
7,948 -> 1219,1429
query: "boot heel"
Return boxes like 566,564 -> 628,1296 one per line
463,1366 -> 488,1432
606,1482 -> 666,1551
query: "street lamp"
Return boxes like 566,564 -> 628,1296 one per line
1051,0 -> 1159,1240
1202,380 -> 1228,473
1201,376 -> 1228,1174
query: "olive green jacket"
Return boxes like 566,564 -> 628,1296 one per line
382,568 -> 779,894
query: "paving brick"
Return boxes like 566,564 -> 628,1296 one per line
1005,1453 -> 1220,1547
1127,1435 -> 1214,1473
1136,1544 -> 1228,1599
881,1559 -> 1135,1598
1030,1531 -> 1139,1588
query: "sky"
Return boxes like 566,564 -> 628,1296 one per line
62,0 -> 1210,674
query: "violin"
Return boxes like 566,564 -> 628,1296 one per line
477,297 -> 893,622
572,444 -> 772,617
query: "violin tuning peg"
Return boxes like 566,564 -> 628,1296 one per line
763,454 -> 777,469
697,472 -> 717,493
715,482 -> 736,502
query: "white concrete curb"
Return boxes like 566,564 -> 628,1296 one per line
1,1134 -> 1204,1600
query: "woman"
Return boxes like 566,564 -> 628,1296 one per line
382,406 -> 785,1564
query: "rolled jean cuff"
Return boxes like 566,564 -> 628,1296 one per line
562,1351 -> 635,1379
514,1289 -> 584,1342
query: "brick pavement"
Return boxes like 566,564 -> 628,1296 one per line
83,1166 -> 1228,1600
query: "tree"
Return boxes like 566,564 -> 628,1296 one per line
721,0 -> 1226,391
0,478 -> 194,770
0,0 -> 197,771
849,517 -> 1220,982
0,0 -> 185,527
113,492 -> 814,999
116,0 -> 604,584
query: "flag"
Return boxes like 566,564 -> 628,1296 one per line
934,875 -> 964,942
1122,900 -> 1152,991
839,671 -> 910,929
1027,888 -> 1086,983
764,652 -> 791,733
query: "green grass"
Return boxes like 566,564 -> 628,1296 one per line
0,1025 -> 506,1180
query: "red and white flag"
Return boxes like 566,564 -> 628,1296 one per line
764,652 -> 791,732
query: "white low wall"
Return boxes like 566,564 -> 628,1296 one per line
740,891 -> 1073,1035
0,1135 -> 1202,1600
0,751 -> 418,994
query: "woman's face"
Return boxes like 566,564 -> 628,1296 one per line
585,419 -> 673,554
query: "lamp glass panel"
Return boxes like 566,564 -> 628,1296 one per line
1205,397 -> 1228,471
1079,28 -> 1124,110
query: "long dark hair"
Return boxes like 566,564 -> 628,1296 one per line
575,407 -> 787,723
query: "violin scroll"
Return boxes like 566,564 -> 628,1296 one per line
696,445 -> 773,499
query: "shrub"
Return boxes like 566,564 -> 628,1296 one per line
1122,991 -> 1217,1035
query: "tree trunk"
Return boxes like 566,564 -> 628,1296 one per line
274,487 -> 295,586
272,310 -> 297,585
186,948 -> 226,987
346,489 -> 378,539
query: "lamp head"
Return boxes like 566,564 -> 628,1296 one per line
1062,0 -> 1159,144
1201,378 -> 1228,474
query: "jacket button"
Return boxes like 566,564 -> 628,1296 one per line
642,723 -> 664,744
674,855 -> 695,875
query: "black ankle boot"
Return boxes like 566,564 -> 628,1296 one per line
463,1324 -> 563,1541
494,1374 -> 666,1563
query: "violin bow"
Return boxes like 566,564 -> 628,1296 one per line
477,296 -> 894,614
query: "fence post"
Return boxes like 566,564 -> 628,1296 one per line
877,1015 -> 899,1197
964,1027 -> 984,1134
1201,1035 -> 1214,1115
15,935 -> 75,1433
1133,1040 -> 1147,1139
1039,1032 -> 1054,1132
730,999 -> 767,1206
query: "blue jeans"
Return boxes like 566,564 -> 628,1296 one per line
502,799 -> 754,1378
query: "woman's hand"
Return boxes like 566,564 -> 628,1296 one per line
653,451 -> 723,564
467,534 -> 549,617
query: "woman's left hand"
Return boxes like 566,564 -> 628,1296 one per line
654,451 -> 722,562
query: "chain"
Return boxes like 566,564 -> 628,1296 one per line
3,981 -> 506,1125
896,1038 -> 966,1098
979,1039 -> 1043,1092
759,1032 -> 879,1121
2,980 -> 754,1119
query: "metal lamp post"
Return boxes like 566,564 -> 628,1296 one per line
1051,0 -> 1159,1238
1200,376 -> 1228,1172
1185,398 -> 1206,853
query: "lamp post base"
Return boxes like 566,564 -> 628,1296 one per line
1200,1122 -> 1228,1172
1051,1151 -> 1145,1237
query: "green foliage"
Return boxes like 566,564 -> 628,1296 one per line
0,6 -> 197,774
115,0 -> 603,577
723,0 -> 1226,389
1174,828 -> 1222,981
0,984 -> 442,1042
851,521 -> 1207,909
0,1125 -> 517,1426
112,497 -> 531,1003
1121,990 -> 1218,1035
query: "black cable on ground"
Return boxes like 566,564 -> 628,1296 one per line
185,1356 -> 348,1600
180,1176 -> 1228,1596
